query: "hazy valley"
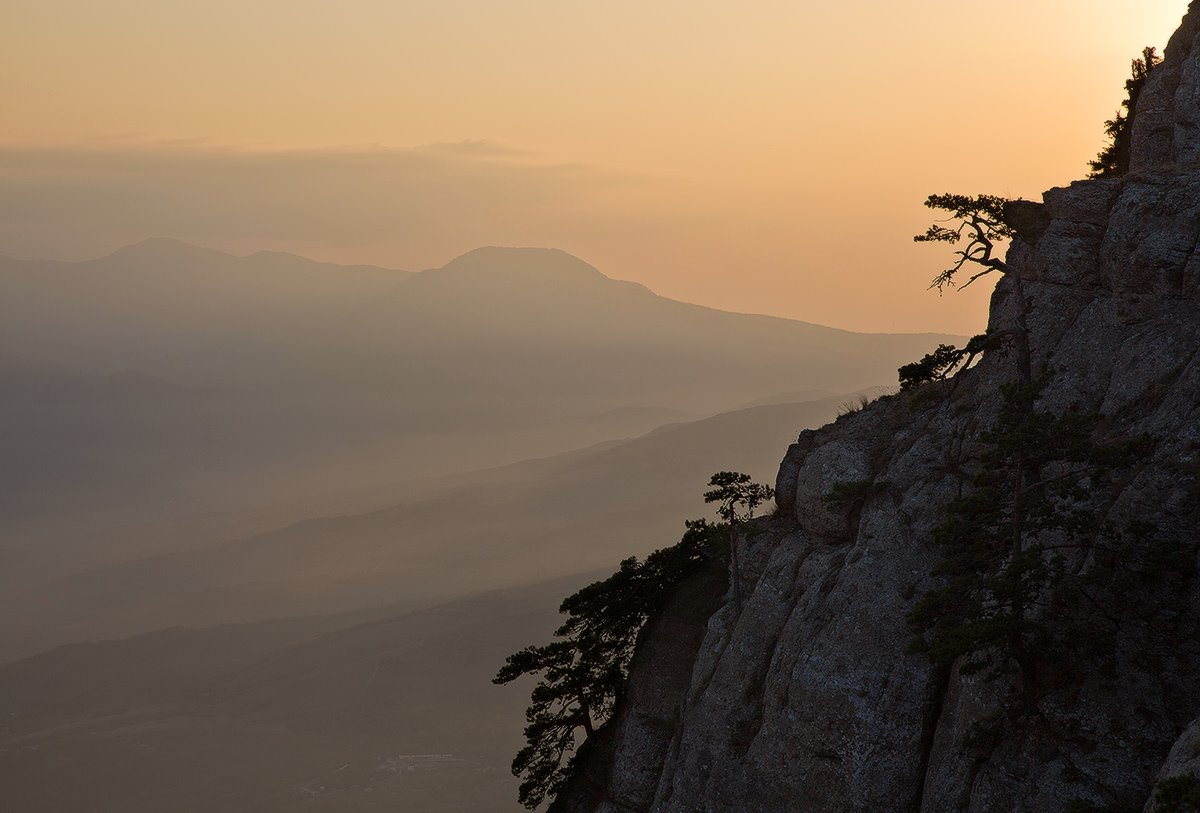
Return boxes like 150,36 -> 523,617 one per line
0,241 -> 955,810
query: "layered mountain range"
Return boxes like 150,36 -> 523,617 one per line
0,234 -> 957,809
0,241 -> 956,520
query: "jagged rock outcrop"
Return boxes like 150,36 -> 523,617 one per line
555,5 -> 1200,811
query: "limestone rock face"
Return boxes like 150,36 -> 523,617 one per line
1132,1 -> 1200,172
555,6 -> 1200,812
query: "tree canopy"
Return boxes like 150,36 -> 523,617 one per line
703,471 -> 774,612
915,193 -> 1014,292
703,471 -> 775,525
494,519 -> 716,808
898,333 -> 995,392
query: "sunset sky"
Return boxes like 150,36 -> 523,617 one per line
1,0 -> 1187,333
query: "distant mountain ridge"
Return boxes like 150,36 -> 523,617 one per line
0,239 -> 964,532
0,239 -> 963,408
95,236 -> 408,275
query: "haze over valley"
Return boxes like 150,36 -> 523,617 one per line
1,239 -> 956,809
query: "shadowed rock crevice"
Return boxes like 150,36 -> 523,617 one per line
911,665 -> 953,813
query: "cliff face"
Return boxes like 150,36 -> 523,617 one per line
554,6 -> 1200,812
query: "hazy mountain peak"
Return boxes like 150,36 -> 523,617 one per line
434,246 -> 614,284
102,237 -> 232,265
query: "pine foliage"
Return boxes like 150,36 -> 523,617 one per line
495,471 -> 773,809
493,520 -> 715,808
1090,47 -> 1162,177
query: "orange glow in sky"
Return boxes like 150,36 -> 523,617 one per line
0,0 -> 1188,333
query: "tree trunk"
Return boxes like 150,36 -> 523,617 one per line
1015,652 -> 1040,717
728,523 -> 743,614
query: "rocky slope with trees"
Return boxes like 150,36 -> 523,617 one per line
548,5 -> 1200,811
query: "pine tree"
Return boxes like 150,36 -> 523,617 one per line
495,472 -> 774,809
1090,47 -> 1162,177
914,193 -> 1031,385
494,524 -> 714,808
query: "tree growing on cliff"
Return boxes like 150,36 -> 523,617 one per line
703,471 -> 775,525
1090,46 -> 1162,177
898,333 -> 996,392
913,193 -> 1031,385
703,471 -> 775,611
495,472 -> 774,809
493,522 -> 710,806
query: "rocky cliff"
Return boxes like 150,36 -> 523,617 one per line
553,5 -> 1200,811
